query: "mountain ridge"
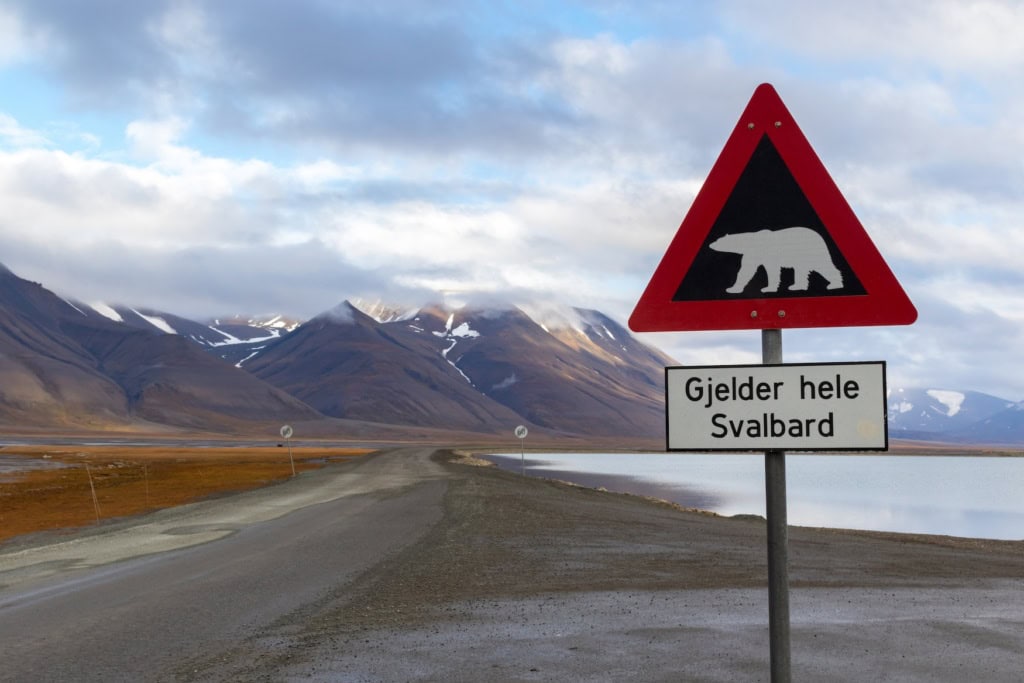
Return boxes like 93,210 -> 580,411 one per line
5,261 -> 1024,444
0,263 -> 673,439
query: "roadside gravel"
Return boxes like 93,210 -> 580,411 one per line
206,450 -> 1024,682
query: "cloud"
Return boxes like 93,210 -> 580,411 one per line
722,1 -> 1024,75
1,1 -> 1024,398
0,112 -> 51,147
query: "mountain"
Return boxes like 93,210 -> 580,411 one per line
0,264 -> 320,431
884,387 -> 1024,445
887,388 -> 1014,435
954,402 -> 1024,444
0,269 -> 129,427
240,300 -> 673,438
240,302 -> 527,433
0,263 -> 674,439
82,305 -> 301,367
13,259 -> 1024,444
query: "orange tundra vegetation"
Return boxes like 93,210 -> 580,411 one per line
0,445 -> 370,544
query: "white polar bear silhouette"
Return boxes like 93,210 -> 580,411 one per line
709,227 -> 844,294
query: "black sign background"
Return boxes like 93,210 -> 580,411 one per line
673,135 -> 866,301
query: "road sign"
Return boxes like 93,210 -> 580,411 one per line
630,83 -> 916,332
279,425 -> 296,476
666,361 -> 887,451
514,425 -> 528,439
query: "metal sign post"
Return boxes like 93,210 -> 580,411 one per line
280,424 -> 295,477
629,84 -> 915,682
762,329 -> 790,682
514,425 -> 528,475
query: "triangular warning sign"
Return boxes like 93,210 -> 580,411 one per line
629,83 -> 916,332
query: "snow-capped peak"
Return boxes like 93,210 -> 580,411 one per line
519,302 -> 588,335
349,298 -> 420,323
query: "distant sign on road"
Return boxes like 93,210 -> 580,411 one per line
666,361 -> 887,451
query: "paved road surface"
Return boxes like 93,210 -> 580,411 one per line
0,447 -> 445,682
4,447 -> 1024,682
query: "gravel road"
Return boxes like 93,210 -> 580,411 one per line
2,448 -> 1023,682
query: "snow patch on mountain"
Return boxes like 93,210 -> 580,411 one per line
520,302 -> 588,335
350,298 -> 420,323
451,321 -> 479,338
133,309 -> 176,335
60,296 -> 87,316
927,389 -> 965,417
431,313 -> 480,385
90,301 -> 123,322
207,326 -> 243,345
491,374 -> 518,391
433,313 -> 481,339
260,314 -> 297,330
234,348 -> 265,367
211,315 -> 301,332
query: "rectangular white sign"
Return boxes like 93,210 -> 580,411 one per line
666,361 -> 887,451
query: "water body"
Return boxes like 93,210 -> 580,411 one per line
486,452 -> 1024,541
0,455 -> 73,481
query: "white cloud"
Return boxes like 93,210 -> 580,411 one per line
723,1 -> 1024,74
0,113 -> 50,148
2,1 -> 1024,399
0,7 -> 45,66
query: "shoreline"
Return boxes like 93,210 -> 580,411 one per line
4,447 -> 1024,681
253,449 -> 1024,681
4,442 -> 1021,546
482,450 -> 1024,542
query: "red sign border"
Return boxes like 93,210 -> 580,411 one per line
629,83 -> 917,332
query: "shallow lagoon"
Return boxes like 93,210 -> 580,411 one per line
0,455 -> 72,481
487,452 -> 1024,541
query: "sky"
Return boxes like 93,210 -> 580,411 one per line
1,1 -> 1023,398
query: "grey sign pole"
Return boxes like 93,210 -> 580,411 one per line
280,425 -> 295,477
762,329 -> 790,682
514,425 -> 528,475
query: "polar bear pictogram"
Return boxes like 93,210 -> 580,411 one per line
709,227 -> 844,294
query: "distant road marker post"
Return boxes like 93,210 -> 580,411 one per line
280,424 -> 295,477
514,425 -> 528,475
630,83 -> 916,682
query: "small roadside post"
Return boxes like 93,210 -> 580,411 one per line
280,424 -> 295,477
514,424 -> 528,475
630,83 -> 916,681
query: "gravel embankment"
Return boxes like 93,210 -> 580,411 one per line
199,450 -> 1024,682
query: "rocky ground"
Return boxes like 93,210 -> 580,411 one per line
187,450 -> 1024,682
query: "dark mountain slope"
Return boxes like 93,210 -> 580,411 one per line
60,317 -> 320,429
0,268 -> 130,426
402,306 -> 668,437
0,264 -> 320,431
243,301 -> 671,438
243,303 -> 528,432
